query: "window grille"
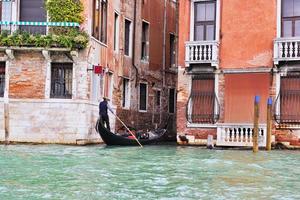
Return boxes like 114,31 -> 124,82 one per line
186,74 -> 219,123
0,62 -> 5,97
274,72 -> 300,124
50,63 -> 73,99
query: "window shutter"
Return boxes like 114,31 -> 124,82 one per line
191,74 -> 215,123
280,73 -> 300,123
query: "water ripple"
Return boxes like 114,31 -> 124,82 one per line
0,145 -> 299,200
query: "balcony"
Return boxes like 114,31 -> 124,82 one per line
0,21 -> 88,50
185,40 -> 219,68
217,124 -> 267,147
274,37 -> 300,65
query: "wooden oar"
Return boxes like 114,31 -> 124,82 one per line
111,112 -> 143,148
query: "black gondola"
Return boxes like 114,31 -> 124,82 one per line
96,119 -> 166,146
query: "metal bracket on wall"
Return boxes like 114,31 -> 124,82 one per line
42,50 -> 51,61
5,49 -> 14,60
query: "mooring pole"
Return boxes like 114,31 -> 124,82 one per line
266,97 -> 272,151
253,96 -> 260,153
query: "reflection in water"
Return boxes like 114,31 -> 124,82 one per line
0,145 -> 299,200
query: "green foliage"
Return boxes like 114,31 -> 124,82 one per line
0,30 -> 89,49
0,0 -> 89,49
46,0 -> 84,24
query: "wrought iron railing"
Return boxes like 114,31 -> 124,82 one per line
186,91 -> 220,124
274,73 -> 300,124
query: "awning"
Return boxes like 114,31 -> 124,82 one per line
0,21 -> 79,27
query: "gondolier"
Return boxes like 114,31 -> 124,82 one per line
99,97 -> 114,131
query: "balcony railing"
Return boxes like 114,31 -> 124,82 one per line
185,40 -> 219,68
217,124 -> 267,147
0,21 -> 80,35
274,37 -> 300,64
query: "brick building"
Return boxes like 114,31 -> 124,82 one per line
0,0 -> 177,144
177,0 -> 300,147
92,0 -> 178,135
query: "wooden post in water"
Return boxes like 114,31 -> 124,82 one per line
253,96 -> 260,153
266,97 -> 272,151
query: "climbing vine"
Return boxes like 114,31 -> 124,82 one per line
0,0 -> 89,49
46,0 -> 84,24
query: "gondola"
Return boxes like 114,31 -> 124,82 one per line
96,119 -> 166,146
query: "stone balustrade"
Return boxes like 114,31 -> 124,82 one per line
217,124 -> 267,147
185,40 -> 219,68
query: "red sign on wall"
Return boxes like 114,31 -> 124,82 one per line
94,65 -> 103,75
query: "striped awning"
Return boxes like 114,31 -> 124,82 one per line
0,21 -> 79,27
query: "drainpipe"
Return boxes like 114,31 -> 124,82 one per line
162,0 -> 167,89
132,0 -> 139,87
160,0 -> 167,124
175,0 -> 179,73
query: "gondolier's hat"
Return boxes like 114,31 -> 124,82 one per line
103,96 -> 110,101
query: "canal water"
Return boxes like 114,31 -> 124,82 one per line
0,145 -> 299,200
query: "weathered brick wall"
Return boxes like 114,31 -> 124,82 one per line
0,102 -> 4,141
177,68 -> 190,134
0,49 -> 102,144
274,129 -> 300,146
9,52 -> 46,99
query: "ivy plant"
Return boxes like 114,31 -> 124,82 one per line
46,0 -> 84,24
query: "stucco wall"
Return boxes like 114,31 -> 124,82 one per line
219,0 -> 277,69
6,100 -> 100,144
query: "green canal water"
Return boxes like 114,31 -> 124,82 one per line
0,145 -> 299,200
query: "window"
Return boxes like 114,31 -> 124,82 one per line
282,0 -> 300,37
141,21 -> 149,60
20,0 -> 47,34
189,75 -> 215,123
156,90 -> 161,107
170,33 -> 176,67
100,0 -> 107,43
50,63 -> 73,99
194,1 -> 216,41
0,62 -> 5,97
169,88 -> 175,113
114,12 -> 119,51
278,73 -> 300,123
122,78 -> 130,108
124,19 -> 131,56
92,0 -> 107,43
92,0 -> 100,39
0,1 -> 12,32
105,72 -> 113,100
139,83 -> 147,111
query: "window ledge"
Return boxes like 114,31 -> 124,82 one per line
275,124 -> 300,130
124,55 -> 132,59
91,37 -> 108,48
141,59 -> 149,64
0,46 -> 72,52
139,110 -> 147,113
187,123 -> 217,128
